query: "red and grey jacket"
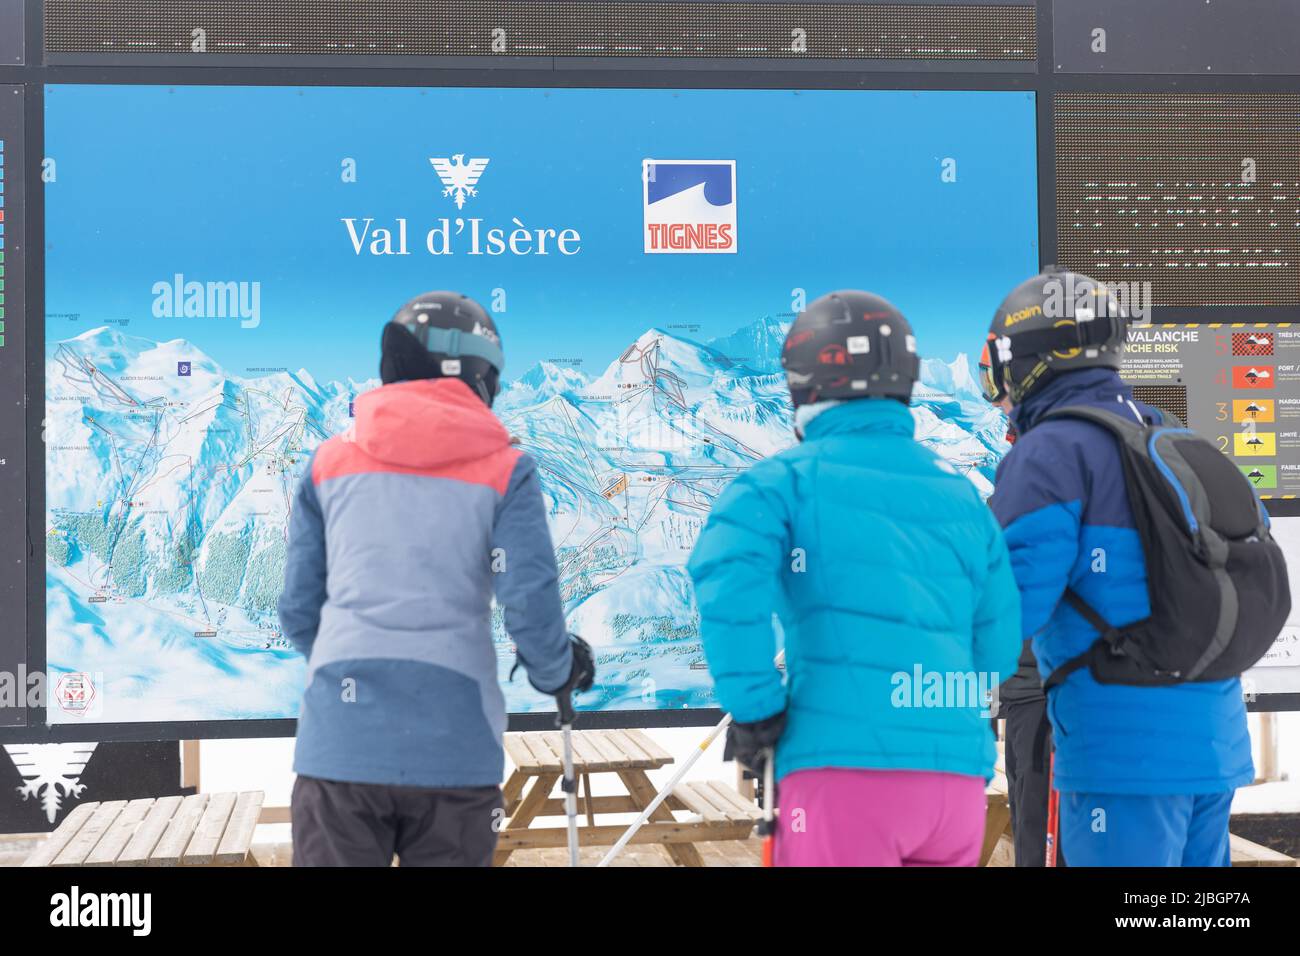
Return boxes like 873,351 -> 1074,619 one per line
278,377 -> 571,788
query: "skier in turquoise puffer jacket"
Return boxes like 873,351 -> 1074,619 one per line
688,290 -> 1022,867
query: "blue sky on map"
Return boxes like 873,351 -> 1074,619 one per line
45,85 -> 1038,383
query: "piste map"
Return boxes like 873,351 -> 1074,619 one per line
42,84 -> 1038,724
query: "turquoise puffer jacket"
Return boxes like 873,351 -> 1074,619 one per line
688,398 -> 1022,783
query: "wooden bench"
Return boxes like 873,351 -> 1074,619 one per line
496,729 -> 759,866
23,791 -> 265,867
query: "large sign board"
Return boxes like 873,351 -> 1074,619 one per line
41,84 -> 1039,728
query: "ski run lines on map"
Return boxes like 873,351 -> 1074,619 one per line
43,317 -> 1007,718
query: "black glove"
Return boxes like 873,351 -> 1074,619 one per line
544,634 -> 595,726
723,710 -> 787,775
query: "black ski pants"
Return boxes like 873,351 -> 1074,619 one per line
1002,696 -> 1067,867
292,775 -> 504,867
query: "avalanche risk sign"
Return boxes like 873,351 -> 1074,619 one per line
1121,323 -> 1300,497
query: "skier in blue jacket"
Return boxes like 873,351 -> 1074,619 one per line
688,290 -> 1022,867
982,270 -> 1254,866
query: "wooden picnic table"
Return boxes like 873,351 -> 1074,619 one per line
496,728 -> 759,866
982,747 -> 1012,866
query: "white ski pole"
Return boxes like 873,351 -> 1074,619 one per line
553,683 -> 582,868
560,718 -> 580,867
596,713 -> 733,868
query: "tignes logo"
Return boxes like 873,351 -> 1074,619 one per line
643,159 -> 737,254
430,154 -> 490,209
342,155 -> 581,258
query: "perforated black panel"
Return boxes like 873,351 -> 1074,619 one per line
1056,92 -> 1300,307
44,1 -> 1036,60
1130,383 -> 1189,426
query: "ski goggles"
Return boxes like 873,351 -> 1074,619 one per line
980,309 -> 1126,405
979,338 -> 1006,404
397,320 -> 505,373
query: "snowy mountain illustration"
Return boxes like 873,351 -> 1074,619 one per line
706,315 -> 793,373
45,319 -> 1009,720
3,743 -> 98,823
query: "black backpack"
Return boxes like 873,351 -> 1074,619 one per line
1040,404 -> 1290,690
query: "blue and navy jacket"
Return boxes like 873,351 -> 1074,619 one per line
278,377 -> 572,789
688,398 -> 1022,784
990,368 -> 1254,795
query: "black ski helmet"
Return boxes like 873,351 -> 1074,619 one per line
781,290 -> 921,408
980,269 -> 1128,406
381,291 -> 504,405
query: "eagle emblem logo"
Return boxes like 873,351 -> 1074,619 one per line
430,154 -> 490,209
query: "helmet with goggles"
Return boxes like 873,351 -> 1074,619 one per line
980,269 -> 1129,406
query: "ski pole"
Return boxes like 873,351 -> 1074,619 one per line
596,713 -> 733,868
1045,751 -> 1059,867
758,747 -> 776,867
556,693 -> 580,867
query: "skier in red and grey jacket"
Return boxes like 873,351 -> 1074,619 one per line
279,291 -> 594,866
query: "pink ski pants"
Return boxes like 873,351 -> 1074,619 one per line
774,767 -> 987,867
